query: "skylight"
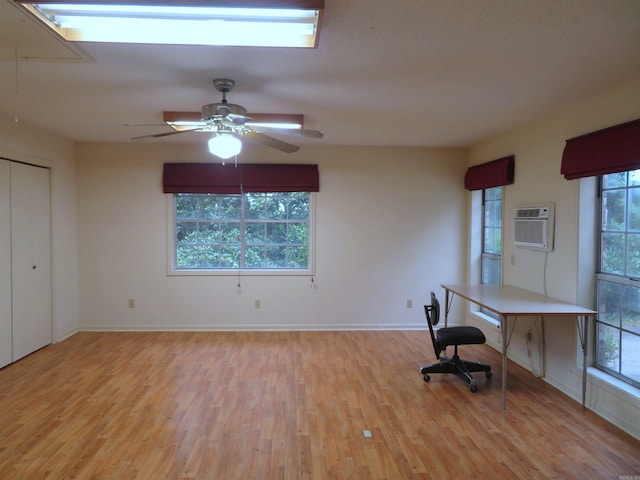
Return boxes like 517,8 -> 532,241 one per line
16,1 -> 323,48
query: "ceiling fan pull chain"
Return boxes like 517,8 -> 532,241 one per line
14,49 -> 20,123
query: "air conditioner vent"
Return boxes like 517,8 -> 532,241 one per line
515,207 -> 549,219
513,203 -> 554,251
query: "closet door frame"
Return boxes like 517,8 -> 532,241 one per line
0,160 -> 12,368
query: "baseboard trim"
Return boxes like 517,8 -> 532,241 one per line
79,323 -> 427,332
55,328 -> 80,343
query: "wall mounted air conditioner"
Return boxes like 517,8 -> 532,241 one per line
513,203 -> 555,251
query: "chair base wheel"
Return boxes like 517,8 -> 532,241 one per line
420,357 -> 491,392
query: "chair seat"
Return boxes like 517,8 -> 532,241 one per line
437,326 -> 486,348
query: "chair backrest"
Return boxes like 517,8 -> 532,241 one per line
424,291 -> 443,359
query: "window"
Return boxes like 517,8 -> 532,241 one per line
172,191 -> 313,272
596,169 -> 640,387
482,186 -> 503,285
465,156 -> 512,321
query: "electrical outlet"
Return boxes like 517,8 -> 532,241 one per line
406,299 -> 413,309
525,328 -> 532,342
128,299 -> 135,309
255,300 -> 261,309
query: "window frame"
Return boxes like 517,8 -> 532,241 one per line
481,186 -> 503,286
480,186 -> 503,319
595,170 -> 640,388
166,192 -> 316,276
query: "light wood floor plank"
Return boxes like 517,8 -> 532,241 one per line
0,330 -> 639,479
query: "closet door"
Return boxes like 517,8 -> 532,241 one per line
0,160 -> 11,368
11,162 -> 52,362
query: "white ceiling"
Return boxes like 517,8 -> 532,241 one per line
0,0 -> 639,151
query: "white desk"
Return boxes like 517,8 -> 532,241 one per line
441,284 -> 597,412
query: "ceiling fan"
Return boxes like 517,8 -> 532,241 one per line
130,78 -> 323,158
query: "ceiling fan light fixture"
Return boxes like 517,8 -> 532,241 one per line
208,133 -> 242,159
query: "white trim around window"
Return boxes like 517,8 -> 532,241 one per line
165,193 -> 316,276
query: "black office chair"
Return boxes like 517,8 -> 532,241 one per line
420,291 -> 491,392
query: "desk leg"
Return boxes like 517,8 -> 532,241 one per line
501,315 -> 508,413
577,315 -> 589,410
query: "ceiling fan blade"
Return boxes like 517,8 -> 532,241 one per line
123,123 -> 168,127
228,113 -> 252,125
243,131 -> 300,153
253,127 -> 323,139
130,128 -> 199,140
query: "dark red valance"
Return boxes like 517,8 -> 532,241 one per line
163,163 -> 319,194
464,155 -> 515,191
561,118 -> 640,180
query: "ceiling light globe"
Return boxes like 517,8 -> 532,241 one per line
208,133 -> 242,159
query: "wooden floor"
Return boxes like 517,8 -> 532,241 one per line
0,331 -> 639,479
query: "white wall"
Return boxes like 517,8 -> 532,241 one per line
3,76 -> 639,440
0,116 -> 79,341
3,72 -> 639,439
75,143 -> 468,331
467,77 -> 640,439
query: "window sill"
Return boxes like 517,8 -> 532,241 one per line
167,268 -> 314,277
587,367 -> 640,402
470,310 -> 500,328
